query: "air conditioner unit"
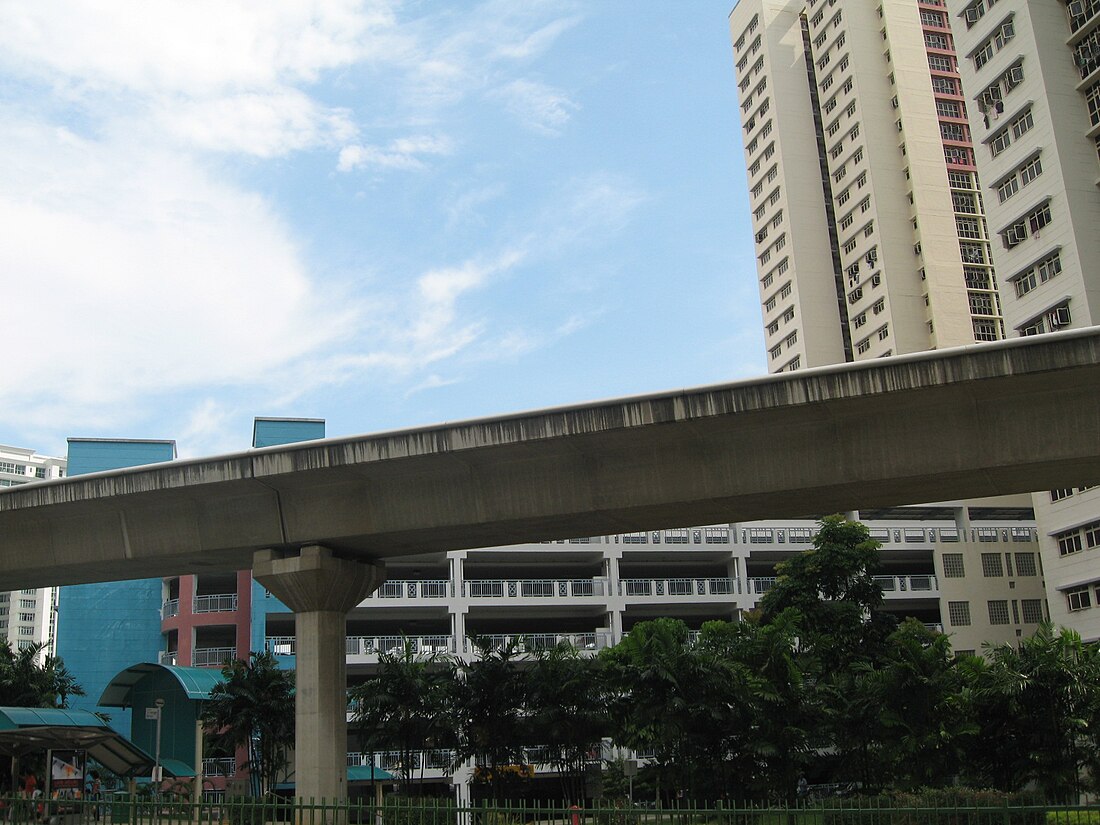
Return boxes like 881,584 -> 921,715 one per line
871,273 -> 882,287
1069,0 -> 1085,17
1050,306 -> 1071,327
756,231 -> 767,243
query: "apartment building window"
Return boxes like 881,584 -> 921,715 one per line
1058,529 -> 1084,556
834,164 -> 847,182
785,355 -> 801,371
1051,488 -> 1075,502
1019,155 -> 1042,186
926,33 -> 951,50
842,77 -> 853,95
848,286 -> 862,304
877,324 -> 889,341
997,175 -> 1019,202
1087,81 -> 1100,127
749,528 -> 774,543
964,266 -> 989,288
974,319 -> 1000,341
973,42 -> 995,70
780,281 -> 792,298
837,188 -> 850,205
1012,251 -> 1062,298
933,76 -> 959,95
929,54 -> 954,72
856,337 -> 871,354
942,122 -> 968,142
762,273 -> 773,289
843,238 -> 858,254
942,553 -> 965,577
771,210 -> 783,229
988,600 -> 1010,625
981,553 -> 1004,577
17,613 -> 34,623
1021,599 -> 1044,623
768,188 -> 781,206
1015,552 -> 1038,576
948,601 -> 971,626
785,330 -> 797,346
945,146 -> 972,166
1001,202 -> 1052,248
969,292 -> 996,315
1086,521 -> 1100,549
937,100 -> 962,118
0,462 -> 26,475
765,295 -> 777,312
1067,586 -> 1092,612
18,599 -> 34,609
782,307 -> 795,323
840,212 -> 854,230
767,320 -> 780,335
853,312 -> 867,328
845,101 -> 856,117
921,9 -> 946,26
871,297 -> 885,314
956,217 -> 982,239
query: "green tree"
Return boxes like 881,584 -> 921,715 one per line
855,619 -> 974,789
525,642 -> 609,803
695,614 -> 811,802
602,618 -> 753,802
963,623 -> 1100,801
0,642 -> 85,708
201,651 -> 294,797
454,638 -> 531,801
759,515 -> 893,670
351,639 -> 458,795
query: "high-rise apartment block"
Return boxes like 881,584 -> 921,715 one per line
0,445 -> 67,656
730,0 -> 1006,373
729,0 -> 1100,640
947,0 -> 1100,637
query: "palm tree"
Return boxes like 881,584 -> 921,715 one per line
525,643 -> 608,803
0,642 -> 85,708
351,639 -> 457,795
201,651 -> 294,797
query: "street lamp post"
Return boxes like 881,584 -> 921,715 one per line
153,698 -> 166,788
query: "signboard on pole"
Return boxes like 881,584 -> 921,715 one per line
51,750 -> 85,791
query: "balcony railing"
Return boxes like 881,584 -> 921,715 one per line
346,635 -> 454,656
467,632 -> 612,653
347,750 -> 455,771
462,579 -> 606,598
201,758 -> 236,777
159,651 -> 178,666
618,577 -> 738,597
747,577 -> 776,595
366,580 -> 451,600
192,647 -> 236,667
874,574 -> 938,593
193,594 -> 238,613
162,599 -> 180,620
267,635 -> 455,657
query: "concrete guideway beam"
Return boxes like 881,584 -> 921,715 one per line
0,329 -> 1099,590
253,546 -> 386,805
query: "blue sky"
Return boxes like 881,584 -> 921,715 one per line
1,1 -> 762,459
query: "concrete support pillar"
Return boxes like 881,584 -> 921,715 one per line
254,546 -> 386,804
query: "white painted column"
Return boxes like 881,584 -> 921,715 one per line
254,546 -> 386,805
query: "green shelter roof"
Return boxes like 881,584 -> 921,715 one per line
0,707 -> 155,777
99,663 -> 224,707
0,707 -> 110,731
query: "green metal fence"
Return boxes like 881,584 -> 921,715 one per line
0,795 -> 1095,825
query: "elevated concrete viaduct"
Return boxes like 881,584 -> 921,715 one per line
2,327 -> 1099,806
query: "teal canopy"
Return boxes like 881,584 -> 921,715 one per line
99,663 -> 224,706
0,707 -> 155,777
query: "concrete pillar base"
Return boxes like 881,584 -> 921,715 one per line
254,546 -> 386,807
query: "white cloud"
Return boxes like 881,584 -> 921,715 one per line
0,120 -> 353,427
337,134 -> 454,172
491,79 -> 578,135
153,91 -> 357,158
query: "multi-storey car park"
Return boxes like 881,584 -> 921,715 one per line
169,504 -> 1045,797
